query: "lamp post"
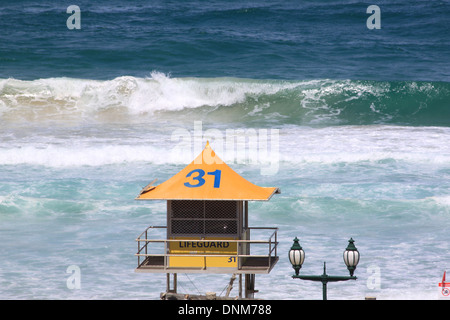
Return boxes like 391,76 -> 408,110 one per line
289,237 -> 360,300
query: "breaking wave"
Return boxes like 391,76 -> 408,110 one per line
1,72 -> 449,126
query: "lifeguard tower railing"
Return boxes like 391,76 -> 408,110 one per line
135,226 -> 279,274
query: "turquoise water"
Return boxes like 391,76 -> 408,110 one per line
1,1 -> 449,300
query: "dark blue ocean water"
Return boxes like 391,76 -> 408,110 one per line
1,1 -> 450,300
1,0 -> 449,81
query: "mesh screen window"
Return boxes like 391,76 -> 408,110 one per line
170,200 -> 239,236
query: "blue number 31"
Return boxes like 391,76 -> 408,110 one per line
184,169 -> 221,188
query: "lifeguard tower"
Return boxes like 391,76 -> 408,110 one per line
135,142 -> 280,299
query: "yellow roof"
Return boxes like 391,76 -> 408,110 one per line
136,142 -> 280,201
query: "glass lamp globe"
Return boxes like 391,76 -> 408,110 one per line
289,237 -> 305,276
343,238 -> 360,277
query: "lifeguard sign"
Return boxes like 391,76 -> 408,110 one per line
134,141 -> 280,298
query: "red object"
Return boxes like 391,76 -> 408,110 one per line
439,271 -> 450,297
439,271 -> 448,287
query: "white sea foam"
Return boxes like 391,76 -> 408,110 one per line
1,74 -> 446,128
1,75 -> 449,169
0,124 -> 449,168
428,196 -> 450,207
0,72 -> 302,121
0,144 -> 173,167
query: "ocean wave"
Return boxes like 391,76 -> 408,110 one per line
1,72 -> 449,126
1,125 -> 449,168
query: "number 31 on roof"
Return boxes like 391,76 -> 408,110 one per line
184,169 -> 222,188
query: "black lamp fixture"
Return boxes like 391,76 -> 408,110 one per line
289,237 -> 360,300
